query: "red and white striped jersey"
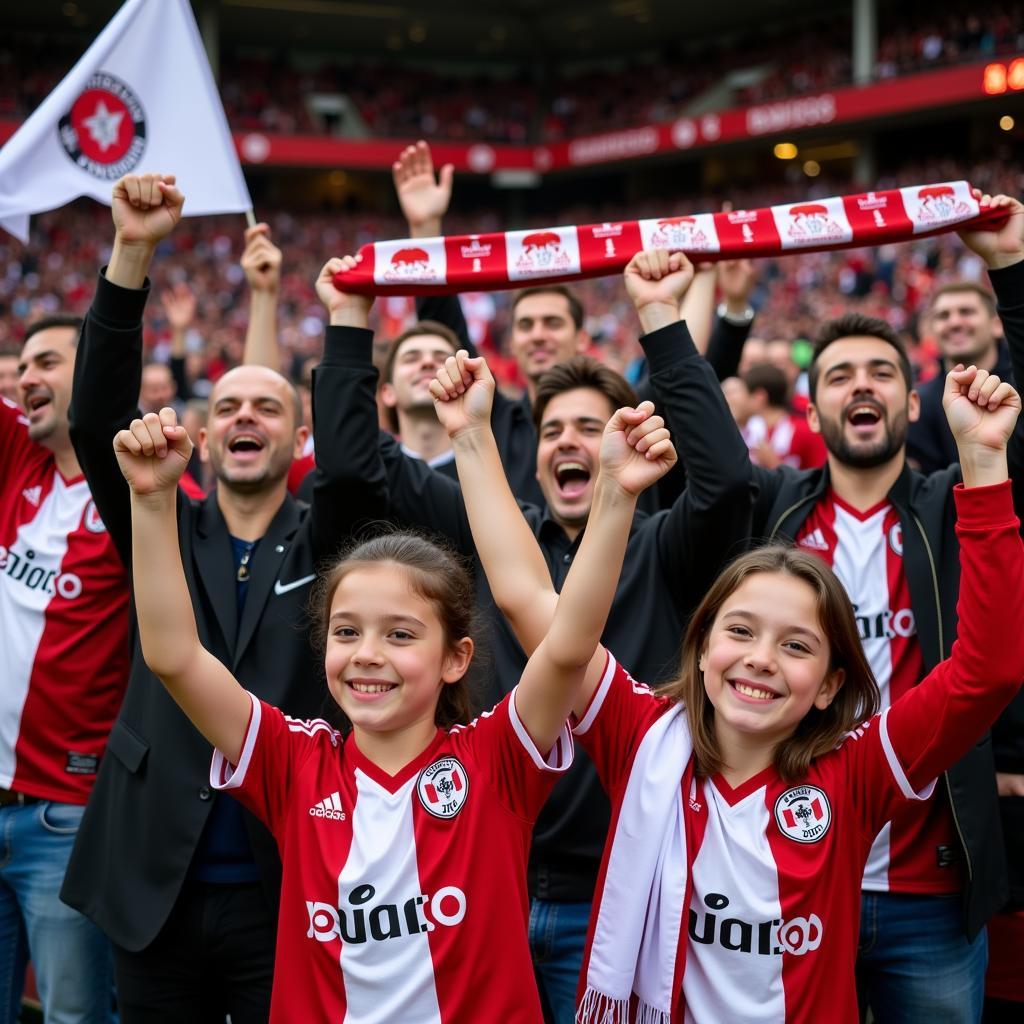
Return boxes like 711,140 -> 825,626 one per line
212,689 -> 573,1023
578,581 -> 1018,1024
742,415 -> 827,470
0,397 -> 130,803
795,492 -> 961,893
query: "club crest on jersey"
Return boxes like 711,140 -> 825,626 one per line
774,785 -> 831,843
83,501 -> 107,534
417,757 -> 468,819
887,522 -> 903,556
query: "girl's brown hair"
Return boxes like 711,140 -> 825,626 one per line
311,532 -> 478,729
660,545 -> 879,782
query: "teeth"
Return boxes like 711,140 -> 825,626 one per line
735,682 -> 776,700
350,681 -> 395,694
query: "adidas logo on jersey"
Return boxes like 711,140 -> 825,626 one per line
689,891 -> 823,956
309,791 -> 346,821
799,528 -> 830,552
306,883 -> 467,945
22,486 -> 42,507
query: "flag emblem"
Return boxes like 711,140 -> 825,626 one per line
417,757 -> 469,820
57,73 -> 146,180
774,785 -> 832,843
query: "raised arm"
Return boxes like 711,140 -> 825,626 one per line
393,141 -> 476,353
308,256 -> 389,561
160,281 -> 196,403
70,172 -> 185,566
883,366 -> 1024,792
114,409 -> 251,763
626,249 -> 755,614
705,259 -> 757,381
431,351 -> 555,650
958,192 -> 1024,520
241,223 -> 283,369
514,403 -> 676,748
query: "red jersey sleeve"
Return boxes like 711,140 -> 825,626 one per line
791,417 -> 827,469
447,689 -> 574,822
573,650 -> 674,797
0,397 -> 33,482
843,481 -> 1024,837
210,693 -> 342,836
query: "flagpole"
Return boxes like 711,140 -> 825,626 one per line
244,209 -> 256,228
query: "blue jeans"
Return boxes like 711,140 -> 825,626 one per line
529,899 -> 591,1024
857,892 -> 987,1024
0,801 -> 115,1024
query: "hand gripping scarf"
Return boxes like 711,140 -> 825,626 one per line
333,181 -> 1006,297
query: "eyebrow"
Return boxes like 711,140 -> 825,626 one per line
722,609 -> 822,643
17,349 -> 63,374
213,394 -> 285,409
540,415 -> 606,431
329,611 -> 427,628
823,358 -> 898,377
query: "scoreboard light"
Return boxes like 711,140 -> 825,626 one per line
984,59 -> 1024,94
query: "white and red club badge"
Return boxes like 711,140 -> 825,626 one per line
774,785 -> 832,844
417,757 -> 469,820
58,73 -> 146,181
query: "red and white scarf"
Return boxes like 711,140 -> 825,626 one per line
334,180 -> 1005,296
573,685 -> 694,1024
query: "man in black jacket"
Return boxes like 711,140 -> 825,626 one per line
653,191 -> 1024,1024
60,172 -> 385,1022
330,246 -> 752,1022
908,280 -> 1010,474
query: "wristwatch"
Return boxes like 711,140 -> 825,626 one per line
717,302 -> 755,326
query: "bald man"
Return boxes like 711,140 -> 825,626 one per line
62,173 -> 385,1022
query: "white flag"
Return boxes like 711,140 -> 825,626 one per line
0,0 -> 251,242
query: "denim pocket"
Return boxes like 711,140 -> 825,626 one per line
38,801 -> 85,836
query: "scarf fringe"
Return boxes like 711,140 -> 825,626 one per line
576,989 -> 671,1024
576,988 -> 630,1023
636,1001 -> 671,1024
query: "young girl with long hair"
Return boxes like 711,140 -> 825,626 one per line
431,248 -> 1024,1024
111,278 -> 677,1024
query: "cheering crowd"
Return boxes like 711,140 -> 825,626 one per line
1,141 -> 1024,1024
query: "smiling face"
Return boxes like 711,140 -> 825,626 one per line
535,386 -> 614,535
199,365 -> 307,494
808,336 -> 918,470
929,289 -> 998,367
18,326 -> 78,449
381,332 -> 457,418
700,571 -> 843,756
324,564 -> 472,746
510,292 -> 583,385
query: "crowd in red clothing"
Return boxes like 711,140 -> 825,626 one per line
3,2 -> 1021,143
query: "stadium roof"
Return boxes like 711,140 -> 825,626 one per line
12,0 -> 864,63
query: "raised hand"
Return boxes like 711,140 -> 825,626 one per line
392,140 -> 454,237
241,223 -> 282,293
315,255 -> 373,327
717,258 -> 757,312
624,249 -> 696,334
599,400 -> 677,497
114,408 -> 193,495
429,350 -> 495,439
959,191 -> 1024,270
111,172 -> 185,247
160,281 -> 196,332
943,364 -> 1020,488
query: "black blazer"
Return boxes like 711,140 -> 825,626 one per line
61,271 -> 385,951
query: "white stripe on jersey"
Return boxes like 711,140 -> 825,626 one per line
340,770 -> 442,1024
684,781 -> 785,1024
829,503 -> 898,891
0,476 -> 82,787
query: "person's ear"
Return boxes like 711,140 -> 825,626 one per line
442,637 -> 474,683
813,667 -> 845,711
